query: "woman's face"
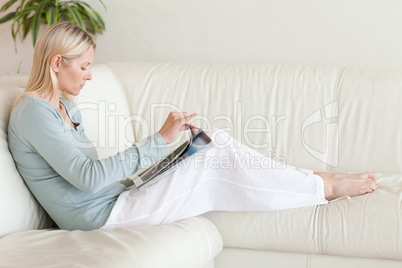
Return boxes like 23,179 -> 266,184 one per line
56,46 -> 95,96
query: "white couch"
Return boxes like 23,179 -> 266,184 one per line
0,62 -> 401,267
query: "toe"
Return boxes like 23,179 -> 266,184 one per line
367,172 -> 377,181
368,182 -> 378,192
359,172 -> 372,179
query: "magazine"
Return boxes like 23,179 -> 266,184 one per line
127,127 -> 212,190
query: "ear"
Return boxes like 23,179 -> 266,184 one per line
50,54 -> 63,73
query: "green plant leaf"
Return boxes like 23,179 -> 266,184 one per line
18,0 -> 26,11
91,8 -> 104,29
22,16 -> 33,40
74,1 -> 106,33
3,0 -> 106,49
11,19 -> 17,40
11,19 -> 23,52
75,3 -> 100,32
13,6 -> 36,22
0,11 -> 16,24
74,1 -> 105,30
98,0 -> 106,11
56,5 -> 68,22
15,20 -> 23,40
15,0 -> 29,18
75,1 -> 91,9
12,5 -> 36,44
64,3 -> 85,30
46,6 -> 56,27
17,60 -> 22,74
32,0 -> 49,47
54,4 -> 58,23
0,0 -> 18,13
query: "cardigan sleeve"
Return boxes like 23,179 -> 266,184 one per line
16,100 -> 167,194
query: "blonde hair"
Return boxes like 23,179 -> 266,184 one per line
12,21 -> 96,110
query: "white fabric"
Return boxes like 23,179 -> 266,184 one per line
101,128 -> 327,229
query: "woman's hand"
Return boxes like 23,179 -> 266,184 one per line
158,112 -> 198,144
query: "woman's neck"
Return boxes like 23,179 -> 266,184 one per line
30,89 -> 62,111
49,96 -> 62,111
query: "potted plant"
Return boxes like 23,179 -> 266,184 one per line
0,0 -> 106,48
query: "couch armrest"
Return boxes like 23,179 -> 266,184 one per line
0,216 -> 222,268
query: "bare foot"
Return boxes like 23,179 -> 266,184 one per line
314,172 -> 378,201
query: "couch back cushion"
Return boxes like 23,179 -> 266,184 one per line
75,63 -> 135,160
105,62 -> 402,173
333,68 -> 402,173
0,78 -> 50,237
106,63 -> 338,171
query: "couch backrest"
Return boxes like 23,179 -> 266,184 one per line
0,78 -> 50,237
105,62 -> 402,173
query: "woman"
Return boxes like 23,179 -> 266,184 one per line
8,22 -> 378,231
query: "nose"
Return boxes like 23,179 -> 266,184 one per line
86,71 -> 92,81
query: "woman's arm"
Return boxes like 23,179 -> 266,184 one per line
16,100 -> 167,194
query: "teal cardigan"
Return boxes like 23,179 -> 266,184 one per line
8,95 -> 167,230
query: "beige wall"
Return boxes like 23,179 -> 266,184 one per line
0,5 -> 34,76
1,0 -> 402,76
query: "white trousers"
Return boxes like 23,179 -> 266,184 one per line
101,129 -> 328,230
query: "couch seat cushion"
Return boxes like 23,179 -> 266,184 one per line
0,217 -> 222,268
204,173 -> 402,260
